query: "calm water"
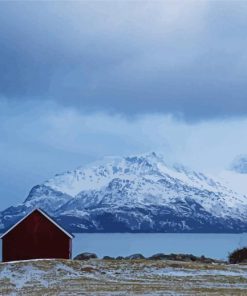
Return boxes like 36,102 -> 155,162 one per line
1,233 -> 247,261
72,233 -> 247,260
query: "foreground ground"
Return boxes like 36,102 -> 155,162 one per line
1,259 -> 247,295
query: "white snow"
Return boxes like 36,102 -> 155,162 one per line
219,170 -> 247,196
1,259 -> 247,295
3,152 -> 247,229
0,260 -> 81,290
23,153 -> 247,220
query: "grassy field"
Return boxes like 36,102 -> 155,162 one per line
1,258 -> 247,295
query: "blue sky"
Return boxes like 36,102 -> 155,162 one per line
1,1 -> 247,209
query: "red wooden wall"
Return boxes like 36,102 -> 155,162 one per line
2,210 -> 71,262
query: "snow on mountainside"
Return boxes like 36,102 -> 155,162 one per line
219,155 -> 247,196
1,152 -> 247,233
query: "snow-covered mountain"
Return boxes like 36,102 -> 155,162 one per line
1,152 -> 247,233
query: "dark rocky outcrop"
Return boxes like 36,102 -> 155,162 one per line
103,256 -> 115,260
74,252 -> 98,260
148,253 -> 168,260
74,252 -> 223,263
148,253 -> 222,263
125,254 -> 145,260
229,248 -> 247,264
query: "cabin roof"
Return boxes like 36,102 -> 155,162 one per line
0,208 -> 74,239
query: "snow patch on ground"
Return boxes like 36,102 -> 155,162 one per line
1,259 -> 247,295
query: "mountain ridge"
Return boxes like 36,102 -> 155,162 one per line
1,152 -> 247,233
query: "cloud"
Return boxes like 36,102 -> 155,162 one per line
1,98 -> 247,209
1,1 -> 247,209
1,1 -> 247,120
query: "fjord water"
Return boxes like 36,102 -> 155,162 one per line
73,233 -> 247,260
1,233 -> 247,261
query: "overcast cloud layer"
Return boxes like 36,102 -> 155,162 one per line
1,99 -> 247,209
1,1 -> 247,120
1,1 -> 247,209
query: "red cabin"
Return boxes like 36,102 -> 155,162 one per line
0,208 -> 73,262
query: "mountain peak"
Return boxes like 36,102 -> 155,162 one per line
124,152 -> 164,165
2,152 -> 247,233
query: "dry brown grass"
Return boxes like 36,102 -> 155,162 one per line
1,259 -> 247,295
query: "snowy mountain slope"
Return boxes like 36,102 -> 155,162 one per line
1,152 -> 247,233
218,171 -> 247,196
218,156 -> 247,196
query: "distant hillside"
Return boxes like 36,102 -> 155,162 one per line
1,152 -> 247,233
